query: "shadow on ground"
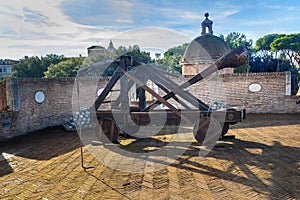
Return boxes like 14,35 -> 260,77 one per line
0,126 -> 80,177
0,114 -> 299,199
231,113 -> 300,129
90,135 -> 300,199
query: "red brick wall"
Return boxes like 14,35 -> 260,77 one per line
187,72 -> 299,113
0,72 -> 299,140
0,77 -> 113,140
182,64 -> 234,76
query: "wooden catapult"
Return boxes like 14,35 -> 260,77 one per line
89,45 -> 249,144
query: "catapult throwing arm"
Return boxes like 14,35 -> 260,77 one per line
185,44 -> 249,87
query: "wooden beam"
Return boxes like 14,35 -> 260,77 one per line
155,83 -> 192,110
93,68 -> 121,110
142,45 -> 248,112
119,68 -> 191,123
141,65 -> 209,111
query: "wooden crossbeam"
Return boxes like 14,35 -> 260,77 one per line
119,68 -> 191,123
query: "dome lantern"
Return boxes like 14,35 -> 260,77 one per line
201,13 -> 213,36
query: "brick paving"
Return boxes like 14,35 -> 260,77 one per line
0,114 -> 300,199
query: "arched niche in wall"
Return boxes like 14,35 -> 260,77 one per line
34,91 -> 45,104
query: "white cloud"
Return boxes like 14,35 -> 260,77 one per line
0,0 -> 120,59
181,11 -> 202,20
109,27 -> 191,49
115,19 -> 133,23
108,0 -> 134,24
0,0 -> 192,59
0,0 -> 299,59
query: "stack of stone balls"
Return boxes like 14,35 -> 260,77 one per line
73,107 -> 91,127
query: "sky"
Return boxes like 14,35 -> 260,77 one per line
0,0 -> 299,60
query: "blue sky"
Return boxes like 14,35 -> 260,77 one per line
0,0 -> 299,59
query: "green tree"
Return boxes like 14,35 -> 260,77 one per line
253,33 -> 300,71
220,32 -> 253,73
124,45 -> 151,63
270,33 -> 300,67
44,58 -> 83,78
254,33 -> 285,58
220,32 -> 253,50
251,33 -> 300,94
12,56 -> 40,78
81,45 -> 151,76
156,43 -> 189,73
166,43 -> 189,55
12,54 -> 65,78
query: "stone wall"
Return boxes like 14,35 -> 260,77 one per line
0,72 -> 299,140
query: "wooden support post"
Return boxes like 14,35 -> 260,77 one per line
119,56 -> 131,125
94,71 -> 121,110
113,66 -> 146,108
138,87 -> 146,110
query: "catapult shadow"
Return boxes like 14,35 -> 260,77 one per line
0,153 -> 13,177
177,139 -> 299,199
86,134 -> 300,199
0,126 -> 80,177
231,113 -> 300,129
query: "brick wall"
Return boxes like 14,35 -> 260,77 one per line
164,72 -> 299,114
0,78 -> 74,139
0,72 -> 299,140
72,77 -> 111,110
187,72 -> 300,113
0,77 -> 112,140
0,112 -> 17,139
16,78 -> 74,134
222,72 -> 297,113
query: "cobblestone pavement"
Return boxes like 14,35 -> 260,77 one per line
0,114 -> 300,199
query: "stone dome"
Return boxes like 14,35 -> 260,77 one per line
182,34 -> 230,65
181,13 -> 233,76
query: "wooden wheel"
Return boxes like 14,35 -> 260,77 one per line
99,118 -> 120,143
193,117 -> 223,145
193,117 -> 211,145
221,123 -> 229,137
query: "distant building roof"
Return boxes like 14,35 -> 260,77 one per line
87,45 -> 105,57
87,45 -> 105,50
0,59 -> 17,65
0,60 -> 14,78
